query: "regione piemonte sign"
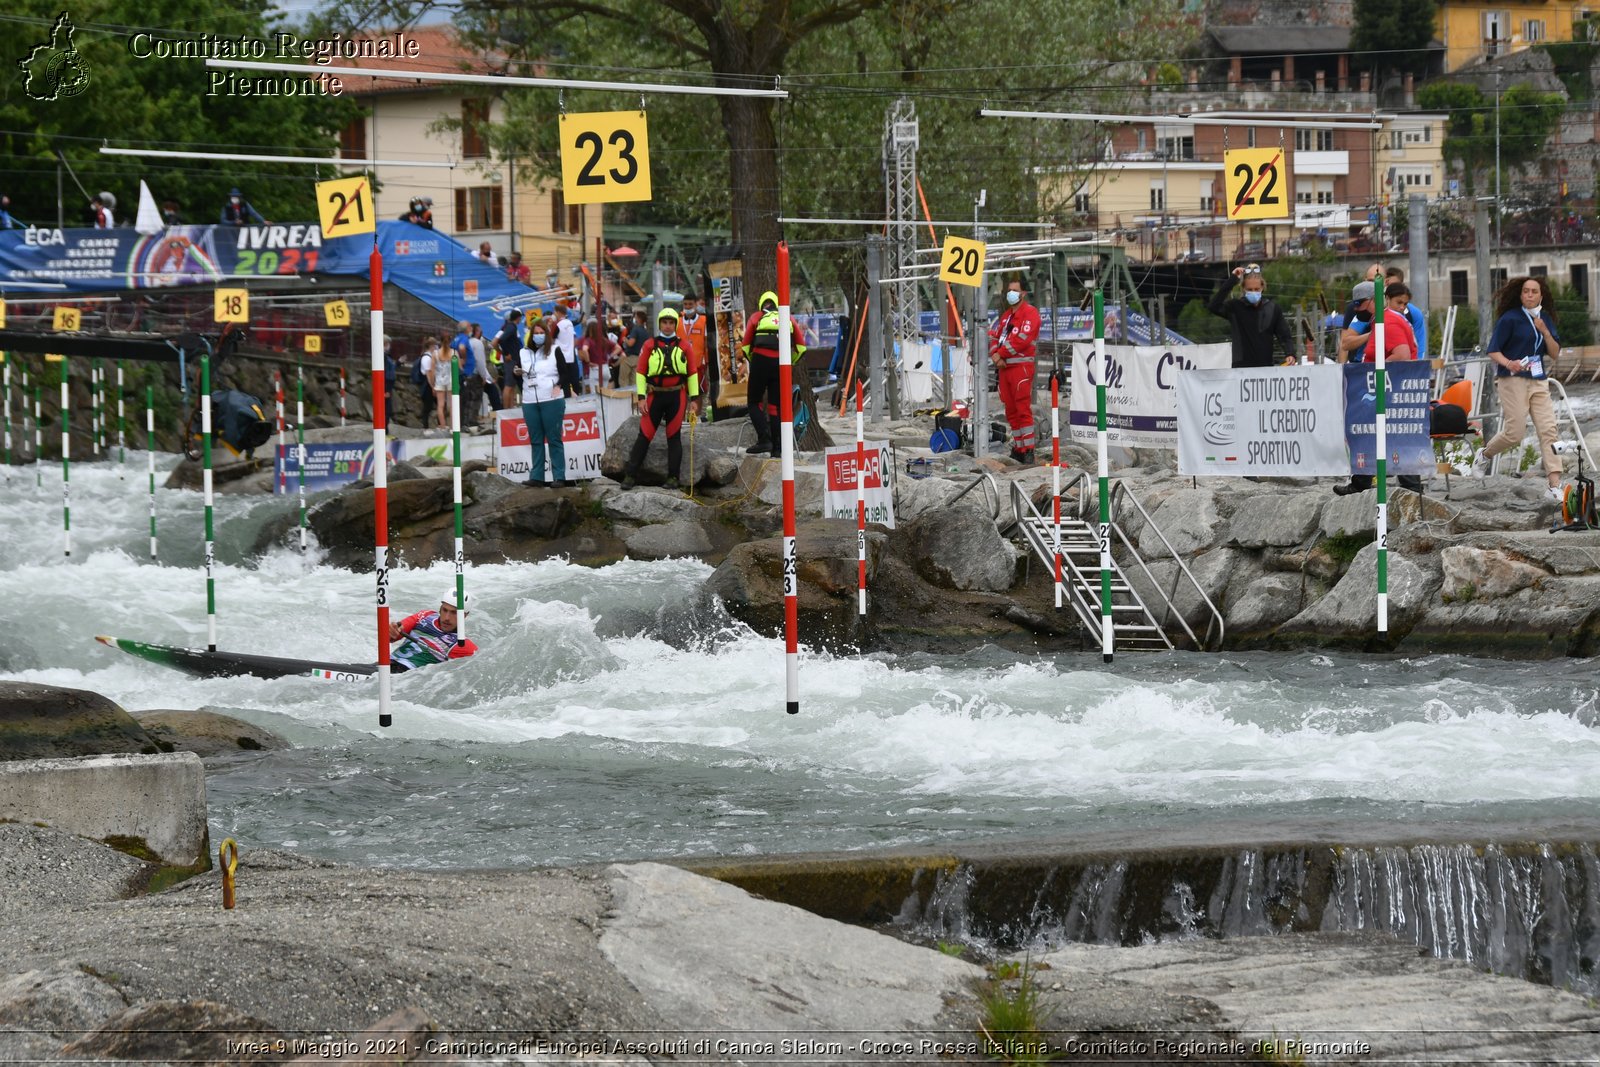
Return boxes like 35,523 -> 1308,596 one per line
1176,365 -> 1349,476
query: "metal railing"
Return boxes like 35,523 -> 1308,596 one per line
1105,481 -> 1225,651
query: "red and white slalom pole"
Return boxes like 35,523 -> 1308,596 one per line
855,381 -> 866,618
1051,375 -> 1063,609
777,243 -> 799,716
274,370 -> 286,495
371,246 -> 392,728
339,366 -> 347,427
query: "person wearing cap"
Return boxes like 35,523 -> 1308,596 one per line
1344,269 -> 1426,362
388,590 -> 478,672
1208,263 -> 1293,369
621,307 -> 701,490
219,188 -> 265,226
494,309 -> 523,410
738,290 -> 807,456
1332,279 -> 1422,497
988,278 -> 1042,463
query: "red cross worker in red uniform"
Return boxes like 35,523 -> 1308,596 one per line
989,278 -> 1041,463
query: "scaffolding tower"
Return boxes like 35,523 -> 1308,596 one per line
883,98 -> 920,343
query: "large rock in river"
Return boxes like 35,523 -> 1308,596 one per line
0,683 -> 163,760
705,518 -> 889,645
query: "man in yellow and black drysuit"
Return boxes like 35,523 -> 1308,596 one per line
621,307 -> 702,490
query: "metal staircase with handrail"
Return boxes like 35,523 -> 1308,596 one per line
1006,473 -> 1226,653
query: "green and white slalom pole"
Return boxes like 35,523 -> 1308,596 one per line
146,386 -> 157,560
1375,306 -> 1388,633
60,358 -> 71,557
451,357 -> 465,642
1094,289 -> 1112,663
90,360 -> 101,459
3,354 -> 11,481
34,383 -> 42,490
296,364 -> 307,553
21,363 -> 31,464
116,361 -> 126,479
202,353 -> 217,651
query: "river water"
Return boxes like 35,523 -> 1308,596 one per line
3,456 -> 1599,873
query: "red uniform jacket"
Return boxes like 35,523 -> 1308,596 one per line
989,302 -> 1041,365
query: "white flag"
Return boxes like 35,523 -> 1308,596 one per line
134,180 -> 163,235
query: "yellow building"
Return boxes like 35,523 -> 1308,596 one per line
1437,1 -> 1594,71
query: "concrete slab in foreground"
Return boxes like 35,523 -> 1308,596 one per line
1037,933 -> 1600,1064
0,752 -> 208,868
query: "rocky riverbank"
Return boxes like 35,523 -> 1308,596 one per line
236,410 -> 1600,659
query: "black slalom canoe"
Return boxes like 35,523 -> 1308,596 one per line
95,636 -> 377,682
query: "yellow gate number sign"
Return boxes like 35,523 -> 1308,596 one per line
560,110 -> 651,205
304,334 -> 323,354
324,299 -> 351,327
1224,148 -> 1289,222
0,299 -> 7,328
316,176 -> 376,238
53,306 -> 82,331
938,236 -> 988,288
214,288 -> 249,323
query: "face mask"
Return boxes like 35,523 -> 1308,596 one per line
1354,309 -> 1374,324
1244,290 -> 1263,305
231,198 -> 241,205
531,333 -> 546,345
1527,304 -> 1542,317
1006,290 -> 1022,306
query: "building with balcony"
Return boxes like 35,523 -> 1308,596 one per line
1045,109 -> 1447,262
1437,1 -> 1596,71
338,28 -> 600,285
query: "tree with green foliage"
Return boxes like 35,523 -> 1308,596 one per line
314,0 -> 1197,305
1175,296 -> 1228,344
0,1 -> 358,229
1550,281 -> 1595,347
1416,80 -> 1564,195
1349,0 -> 1440,80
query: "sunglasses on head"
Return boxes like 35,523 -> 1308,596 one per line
1242,263 -> 1263,275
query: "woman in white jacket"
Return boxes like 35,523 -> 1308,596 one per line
518,325 -> 568,488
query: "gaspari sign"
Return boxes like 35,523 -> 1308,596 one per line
823,441 -> 894,528
495,398 -> 605,481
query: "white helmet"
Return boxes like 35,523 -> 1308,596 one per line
440,589 -> 469,611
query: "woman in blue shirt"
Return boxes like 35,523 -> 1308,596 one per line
1472,276 -> 1564,500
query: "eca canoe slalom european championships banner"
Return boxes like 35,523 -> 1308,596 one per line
1176,363 -> 1436,477
275,438 -> 496,491
0,221 -> 544,326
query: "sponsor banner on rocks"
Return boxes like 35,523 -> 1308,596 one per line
1177,365 -> 1348,476
495,399 -> 605,481
1069,342 -> 1231,448
822,441 -> 894,528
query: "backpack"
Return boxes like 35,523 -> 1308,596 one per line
410,356 -> 425,385
1429,402 -> 1469,437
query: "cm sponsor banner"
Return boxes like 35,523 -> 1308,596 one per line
1176,365 -> 1349,476
1068,342 -> 1231,448
822,441 -> 894,528
1343,361 -> 1435,476
495,399 -> 605,481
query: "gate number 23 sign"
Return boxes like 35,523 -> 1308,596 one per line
560,111 -> 652,205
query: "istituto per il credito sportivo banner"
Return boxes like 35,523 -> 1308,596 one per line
496,399 -> 606,482
1176,365 -> 1349,476
1342,360 -> 1436,476
1068,342 -> 1231,448
822,441 -> 895,528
